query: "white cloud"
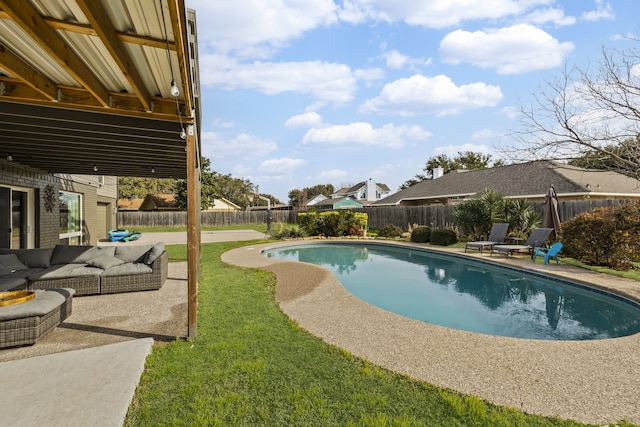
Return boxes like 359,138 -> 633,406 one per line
440,24 -> 574,75
258,157 -> 306,173
581,0 -> 615,21
285,112 -> 324,128
201,131 -> 278,159
186,0 -> 337,56
354,67 -> 386,82
523,7 -> 576,26
302,122 -> 432,148
380,50 -> 432,70
360,74 -> 503,116
317,169 -> 348,181
202,57 -> 357,103
471,129 -> 501,140
337,0 -> 552,29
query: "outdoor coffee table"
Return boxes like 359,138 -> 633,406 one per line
0,288 -> 75,349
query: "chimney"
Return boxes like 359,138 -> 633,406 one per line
366,178 -> 376,201
433,166 -> 444,179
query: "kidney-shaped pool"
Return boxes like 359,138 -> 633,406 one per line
263,242 -> 640,340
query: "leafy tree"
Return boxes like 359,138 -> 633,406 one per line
118,177 -> 176,199
504,42 -> 640,179
400,152 -> 503,189
288,184 -> 335,207
175,157 -> 256,210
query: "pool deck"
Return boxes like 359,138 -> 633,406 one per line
222,239 -> 640,426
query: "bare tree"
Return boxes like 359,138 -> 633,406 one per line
502,42 -> 640,179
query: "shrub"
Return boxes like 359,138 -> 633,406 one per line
560,201 -> 640,270
376,224 -> 403,238
297,210 -> 368,237
410,226 -> 431,243
272,224 -> 307,240
430,228 -> 458,246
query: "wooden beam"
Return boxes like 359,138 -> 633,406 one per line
0,43 -> 58,100
0,0 -> 110,106
76,0 -> 152,112
0,78 -> 190,121
168,0 -> 194,115
186,123 -> 199,339
0,12 -> 177,50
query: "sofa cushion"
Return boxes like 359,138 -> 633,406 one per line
8,248 -> 54,268
86,254 -> 125,270
0,288 -> 75,321
0,276 -> 28,292
101,263 -> 152,277
50,245 -> 95,265
114,245 -> 152,263
0,254 -> 29,275
28,264 -> 103,281
145,242 -> 165,265
73,246 -> 116,263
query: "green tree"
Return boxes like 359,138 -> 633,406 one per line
174,157 -> 256,210
117,177 -> 176,199
400,152 -> 503,189
288,184 -> 335,207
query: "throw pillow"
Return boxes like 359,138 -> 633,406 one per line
86,254 -> 126,270
0,254 -> 29,276
145,242 -> 165,265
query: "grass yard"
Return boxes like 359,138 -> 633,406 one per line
124,240 -> 599,426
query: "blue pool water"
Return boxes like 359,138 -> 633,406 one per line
263,243 -> 640,340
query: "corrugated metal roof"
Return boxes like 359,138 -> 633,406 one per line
0,0 -> 199,178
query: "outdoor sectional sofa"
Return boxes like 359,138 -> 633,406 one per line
0,243 -> 167,296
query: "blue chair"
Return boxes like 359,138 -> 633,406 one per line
533,242 -> 563,264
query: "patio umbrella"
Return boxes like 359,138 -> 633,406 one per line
542,185 -> 561,240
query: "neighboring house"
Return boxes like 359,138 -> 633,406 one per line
139,194 -> 178,211
117,198 -> 144,211
205,198 -> 241,212
375,160 -> 640,206
314,196 -> 363,211
306,194 -> 328,206
332,179 -> 391,204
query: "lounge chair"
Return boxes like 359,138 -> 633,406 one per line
465,223 -> 509,253
491,228 -> 554,258
533,242 -> 563,264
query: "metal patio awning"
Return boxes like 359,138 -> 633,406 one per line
0,0 -> 200,178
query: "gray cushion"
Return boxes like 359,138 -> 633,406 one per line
114,245 -> 152,263
50,245 -> 94,265
0,254 -> 29,275
145,242 -> 165,265
0,276 -> 28,292
0,288 -> 75,320
28,264 -> 103,280
73,246 -> 116,263
6,248 -> 54,268
101,263 -> 152,277
86,254 -> 125,270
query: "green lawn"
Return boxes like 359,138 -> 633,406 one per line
124,240 -> 598,426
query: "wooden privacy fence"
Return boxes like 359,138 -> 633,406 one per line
118,199 -> 635,230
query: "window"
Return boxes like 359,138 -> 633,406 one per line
59,191 -> 82,245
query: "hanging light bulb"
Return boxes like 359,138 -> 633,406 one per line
180,127 -> 187,139
170,79 -> 180,97
6,153 -> 13,162
151,167 -> 155,174
93,164 -> 98,172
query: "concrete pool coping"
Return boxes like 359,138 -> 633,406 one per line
222,239 -> 640,425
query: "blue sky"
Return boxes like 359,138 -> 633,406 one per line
185,0 -> 637,202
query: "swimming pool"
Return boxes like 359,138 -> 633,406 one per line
263,242 -> 640,340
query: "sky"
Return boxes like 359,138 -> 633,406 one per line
184,0 -> 638,203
